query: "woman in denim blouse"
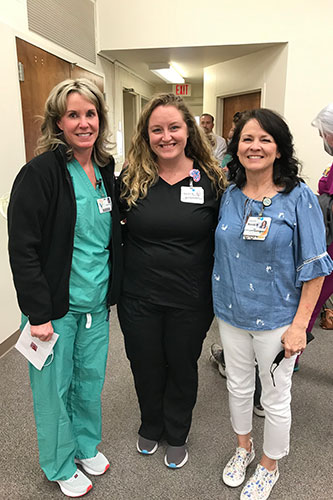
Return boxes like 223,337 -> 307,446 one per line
213,109 -> 333,500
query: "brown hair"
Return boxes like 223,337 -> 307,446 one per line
120,93 -> 226,207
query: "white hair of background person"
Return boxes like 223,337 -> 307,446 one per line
312,103 -> 333,156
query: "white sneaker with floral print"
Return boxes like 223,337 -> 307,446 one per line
240,463 -> 279,499
222,438 -> 255,487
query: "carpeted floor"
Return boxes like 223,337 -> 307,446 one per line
1,309 -> 332,499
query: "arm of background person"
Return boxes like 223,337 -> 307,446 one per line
214,136 -> 228,163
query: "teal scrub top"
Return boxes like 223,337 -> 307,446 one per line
67,159 -> 112,312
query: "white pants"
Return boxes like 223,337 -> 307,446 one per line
217,318 -> 296,460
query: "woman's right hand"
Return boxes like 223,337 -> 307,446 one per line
30,321 -> 54,342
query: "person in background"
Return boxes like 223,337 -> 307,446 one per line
213,108 -> 332,499
8,79 -> 122,497
305,103 -> 333,335
200,113 -> 227,162
221,111 -> 247,173
117,93 -> 226,469
209,343 -> 265,417
227,112 -> 244,142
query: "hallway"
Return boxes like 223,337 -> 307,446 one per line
1,311 -> 332,499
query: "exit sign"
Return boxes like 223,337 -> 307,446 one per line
173,84 -> 191,96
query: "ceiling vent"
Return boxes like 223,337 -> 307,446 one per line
27,0 -> 96,63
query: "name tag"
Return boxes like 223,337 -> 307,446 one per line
180,186 -> 204,204
97,196 -> 112,213
243,216 -> 271,240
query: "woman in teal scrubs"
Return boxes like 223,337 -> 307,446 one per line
8,79 -> 122,497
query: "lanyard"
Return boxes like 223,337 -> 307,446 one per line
258,196 -> 272,217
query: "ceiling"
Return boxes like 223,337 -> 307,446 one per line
100,43 -> 278,85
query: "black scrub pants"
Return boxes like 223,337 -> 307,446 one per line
117,295 -> 214,446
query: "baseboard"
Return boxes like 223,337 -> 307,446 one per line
0,329 -> 20,358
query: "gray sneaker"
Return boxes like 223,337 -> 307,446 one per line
253,404 -> 265,418
137,436 -> 158,455
164,445 -> 188,469
209,343 -> 226,377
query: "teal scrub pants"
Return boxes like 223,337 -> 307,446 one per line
28,309 -> 109,481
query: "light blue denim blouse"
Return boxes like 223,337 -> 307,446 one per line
212,182 -> 333,331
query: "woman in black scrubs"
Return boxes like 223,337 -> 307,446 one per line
117,93 -> 226,468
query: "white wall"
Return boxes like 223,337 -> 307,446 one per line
0,21 -> 26,343
203,44 -> 288,150
97,0 -> 333,188
98,0 -> 331,50
203,45 -> 287,116
283,36 -> 333,187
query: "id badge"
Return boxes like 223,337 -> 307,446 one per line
180,186 -> 204,204
243,216 -> 271,240
97,196 -> 112,213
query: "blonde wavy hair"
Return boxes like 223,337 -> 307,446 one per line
35,78 -> 112,166
120,93 -> 227,207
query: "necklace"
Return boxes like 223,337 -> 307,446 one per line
243,183 -> 277,200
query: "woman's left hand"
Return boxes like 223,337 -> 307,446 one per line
281,324 -> 307,358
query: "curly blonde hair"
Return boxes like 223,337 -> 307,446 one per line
120,93 -> 226,207
35,78 -> 112,166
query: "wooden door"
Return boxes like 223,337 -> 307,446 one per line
16,38 -> 70,162
71,66 -> 104,94
222,92 -> 261,140
16,38 -> 104,163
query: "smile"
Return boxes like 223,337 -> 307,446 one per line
247,155 -> 263,159
159,143 -> 176,149
77,133 -> 92,137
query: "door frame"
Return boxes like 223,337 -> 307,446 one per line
122,87 -> 139,159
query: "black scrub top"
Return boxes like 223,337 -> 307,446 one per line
122,166 -> 220,310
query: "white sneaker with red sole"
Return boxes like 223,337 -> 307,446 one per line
75,452 -> 110,476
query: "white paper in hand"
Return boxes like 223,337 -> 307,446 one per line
15,322 -> 59,370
